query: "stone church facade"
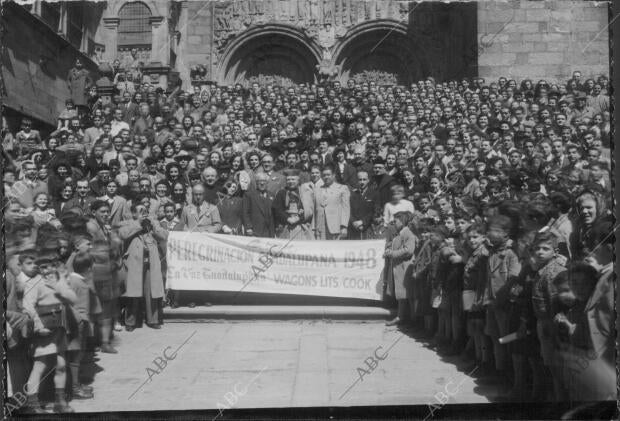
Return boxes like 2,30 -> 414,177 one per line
94,0 -> 609,88
1,0 -> 610,128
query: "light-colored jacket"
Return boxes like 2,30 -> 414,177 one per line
23,275 -> 77,332
177,201 -> 222,233
313,182 -> 350,235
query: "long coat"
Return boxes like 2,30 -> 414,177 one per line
388,227 -> 416,300
242,190 -> 275,238
118,219 -> 167,299
585,264 -> 615,367
67,68 -> 91,106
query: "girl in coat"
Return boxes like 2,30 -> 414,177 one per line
384,211 -> 416,326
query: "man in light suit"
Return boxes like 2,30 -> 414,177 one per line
10,161 -> 48,208
313,164 -> 350,240
177,184 -> 222,233
171,184 -> 221,308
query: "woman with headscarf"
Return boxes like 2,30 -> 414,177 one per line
569,189 -> 611,261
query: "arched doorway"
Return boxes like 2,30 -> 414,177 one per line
217,25 -> 321,86
333,20 -> 425,86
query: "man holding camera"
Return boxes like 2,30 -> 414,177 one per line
118,202 -> 168,331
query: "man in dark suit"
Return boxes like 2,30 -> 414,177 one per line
89,164 -> 111,197
256,153 -> 286,196
242,172 -> 275,238
121,91 -> 139,124
349,170 -> 380,240
333,147 -> 358,189
85,144 -> 106,179
317,137 -> 334,168
370,157 -> 396,208
62,178 -> 96,217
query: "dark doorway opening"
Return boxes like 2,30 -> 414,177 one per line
223,33 -> 320,85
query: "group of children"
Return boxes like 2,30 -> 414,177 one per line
7,243 -> 101,414
384,192 -> 615,402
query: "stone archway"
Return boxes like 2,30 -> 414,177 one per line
217,24 -> 322,85
332,19 -> 426,86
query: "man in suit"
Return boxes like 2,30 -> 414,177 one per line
120,91 -> 139,124
170,184 -> 220,308
349,171 -> 380,240
82,114 -> 104,156
313,164 -> 350,240
317,137 -> 334,167
242,173 -> 275,238
85,144 -> 106,178
132,103 -> 154,136
333,147 -> 358,189
177,184 -> 222,233
89,164 -> 111,197
257,153 -> 286,196
10,161 -> 48,208
370,157 -> 396,209
62,179 -> 96,217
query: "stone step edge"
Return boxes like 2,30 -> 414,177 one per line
163,305 -> 393,321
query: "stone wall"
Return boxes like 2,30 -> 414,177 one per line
183,1 -> 214,84
478,0 -> 610,83
1,3 -> 99,128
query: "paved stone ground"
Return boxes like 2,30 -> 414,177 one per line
70,320 -> 492,413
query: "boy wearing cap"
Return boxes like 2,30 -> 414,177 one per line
23,251 -> 77,413
7,249 -> 36,403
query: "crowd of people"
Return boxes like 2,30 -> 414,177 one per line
3,62 -> 615,412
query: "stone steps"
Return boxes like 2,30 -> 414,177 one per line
163,305 -> 393,321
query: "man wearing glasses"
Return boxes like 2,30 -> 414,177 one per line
258,154 -> 286,196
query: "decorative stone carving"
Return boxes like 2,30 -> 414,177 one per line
212,0 -> 411,57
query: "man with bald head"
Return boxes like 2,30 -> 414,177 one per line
177,183 -> 222,233
242,172 -> 275,237
201,166 -> 220,205
171,183 -> 221,308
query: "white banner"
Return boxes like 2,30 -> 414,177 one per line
166,232 -> 385,301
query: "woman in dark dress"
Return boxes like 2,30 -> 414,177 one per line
217,180 -> 243,235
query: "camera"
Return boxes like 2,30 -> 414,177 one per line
141,218 -> 153,232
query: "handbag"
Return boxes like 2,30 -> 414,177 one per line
35,303 -> 67,330
462,290 -> 476,311
431,288 -> 442,309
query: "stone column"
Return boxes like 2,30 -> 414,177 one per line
175,1 -> 191,89
102,17 -> 120,63
149,15 -> 168,64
